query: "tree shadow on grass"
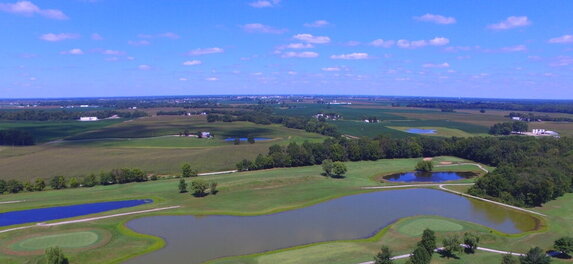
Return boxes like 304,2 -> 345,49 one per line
547,250 -> 572,259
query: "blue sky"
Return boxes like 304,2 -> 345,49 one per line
1,0 -> 572,99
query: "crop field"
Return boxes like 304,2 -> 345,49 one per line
0,120 -> 124,143
0,117 -> 326,180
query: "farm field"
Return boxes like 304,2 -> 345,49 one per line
0,119 -> 124,143
0,117 -> 326,180
0,156 -> 569,264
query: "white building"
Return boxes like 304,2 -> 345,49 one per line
79,117 -> 99,122
512,117 -> 521,121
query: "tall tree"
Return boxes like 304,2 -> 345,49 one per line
441,235 -> 463,259
554,237 -> 573,256
178,179 -> 187,193
34,178 -> 45,191
191,180 -> 209,197
463,232 -> 480,253
45,247 -> 69,264
418,228 -> 436,255
332,161 -> 348,178
409,246 -> 431,264
519,247 -> 551,264
181,163 -> 197,178
322,159 -> 333,176
501,254 -> 519,264
374,245 -> 394,264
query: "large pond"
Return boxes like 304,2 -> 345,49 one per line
125,189 -> 537,264
224,137 -> 272,142
406,128 -> 437,134
0,199 -> 152,227
384,171 -> 476,182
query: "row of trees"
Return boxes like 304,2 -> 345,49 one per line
404,99 -> 573,114
0,129 -> 35,145
236,135 -> 573,207
178,179 -> 218,197
0,109 -> 147,121
507,112 -> 573,122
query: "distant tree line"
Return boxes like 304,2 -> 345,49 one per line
0,130 -> 35,145
489,121 -> 529,135
31,98 -> 222,109
0,110 -> 147,121
237,135 -> 573,207
157,110 -> 188,116
507,112 -> 573,122
405,99 -> 573,114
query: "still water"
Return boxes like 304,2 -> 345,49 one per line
384,171 -> 476,182
125,189 -> 537,264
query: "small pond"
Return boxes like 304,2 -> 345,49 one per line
406,128 -> 437,134
384,171 -> 477,182
224,137 -> 272,142
0,199 -> 152,227
125,189 -> 537,264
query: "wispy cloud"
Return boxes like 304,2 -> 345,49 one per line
128,40 -> 151,46
500,45 -> 527,52
138,64 -> 152,71
0,1 -> 68,20
91,33 -> 103,40
39,33 -> 80,42
330,53 -> 370,60
281,51 -> 319,58
182,60 -> 202,66
396,37 -> 449,48
100,49 -> 125,55
188,47 -> 224,56
548,35 -> 573,44
488,16 -> 531,30
241,23 -> 287,34
422,62 -> 450,68
60,48 -> 84,55
249,0 -> 280,8
304,20 -> 330,28
206,77 -> 219,81
293,34 -> 330,44
369,39 -> 395,48
322,67 -> 342,72
414,13 -> 456,24
138,32 -> 180,39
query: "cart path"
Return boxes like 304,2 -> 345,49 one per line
435,163 -> 489,173
0,200 -> 25,205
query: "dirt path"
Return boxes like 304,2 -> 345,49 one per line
358,244 -> 525,263
436,163 -> 489,173
0,200 -> 25,205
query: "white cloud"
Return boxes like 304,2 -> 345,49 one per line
241,23 -> 286,34
206,77 -> 219,81
549,56 -> 573,67
414,13 -> 456,24
276,43 -> 314,51
395,37 -> 449,49
293,33 -> 331,44
101,49 -> 124,55
188,47 -> 224,56
249,0 -> 280,8
182,60 -> 202,66
39,33 -> 79,42
281,51 -> 319,58
60,48 -> 84,55
429,37 -> 450,46
488,16 -> 531,30
304,20 -> 330,28
397,39 -> 411,48
322,67 -> 341,72
138,64 -> 152,70
179,78 -> 188,81
0,1 -> 68,20
138,32 -> 180,39
370,39 -> 394,48
128,40 -> 150,46
422,62 -> 450,68
91,33 -> 103,40
548,35 -> 573,44
330,53 -> 369,60
500,45 -> 527,52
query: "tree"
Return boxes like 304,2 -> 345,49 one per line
6,180 -> 23,193
191,180 -> 209,197
178,179 -> 187,193
69,177 -> 80,188
210,182 -> 218,195
322,159 -> 333,176
181,163 -> 197,178
463,232 -> 480,253
45,247 -> 69,264
34,178 -> 46,191
409,246 -> 431,264
501,254 -> 519,264
24,181 -> 34,192
554,237 -> 573,256
519,247 -> 551,264
0,179 -> 6,194
418,228 -> 436,255
247,136 -> 255,144
83,174 -> 97,187
50,176 -> 67,190
374,245 -> 394,264
331,161 -> 347,178
441,235 -> 463,258
415,160 -> 433,172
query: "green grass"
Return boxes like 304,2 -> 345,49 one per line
397,218 -> 463,236
13,231 -> 100,250
0,120 -> 124,143
387,126 -> 487,138
332,120 -> 415,138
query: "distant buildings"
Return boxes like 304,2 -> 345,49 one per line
517,128 -> 560,138
79,117 -> 99,121
314,113 -> 341,120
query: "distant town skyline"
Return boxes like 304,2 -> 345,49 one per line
1,0 -> 572,99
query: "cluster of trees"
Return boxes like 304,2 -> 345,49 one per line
157,110 -> 188,116
0,168 -> 152,195
0,109 -> 147,121
415,160 -> 433,172
321,159 -> 348,178
507,112 -> 573,122
404,99 -> 573,114
178,179 -> 218,197
237,135 -> 573,207
489,121 -> 529,135
0,130 -> 35,145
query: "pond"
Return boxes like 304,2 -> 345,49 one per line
224,137 -> 272,142
406,128 -> 437,134
0,199 -> 152,227
384,171 -> 477,182
125,189 -> 537,264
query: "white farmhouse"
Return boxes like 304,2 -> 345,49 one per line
79,117 -> 99,122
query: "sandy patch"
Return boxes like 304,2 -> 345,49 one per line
422,157 -> 433,161
439,161 -> 453,165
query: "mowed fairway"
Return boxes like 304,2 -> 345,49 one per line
0,116 -> 326,180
